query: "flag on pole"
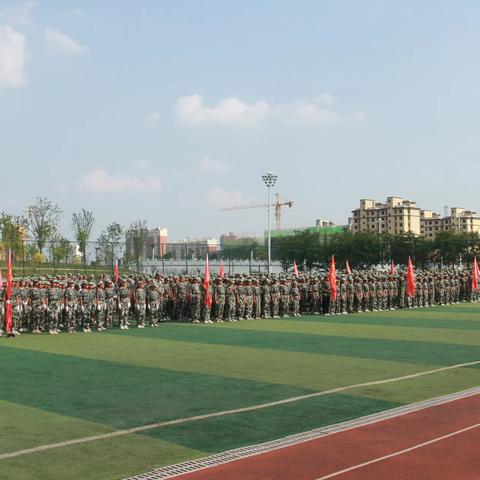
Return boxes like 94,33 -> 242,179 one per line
114,259 -> 119,283
204,254 -> 212,307
407,256 -> 416,298
5,249 -> 13,335
472,256 -> 479,291
390,259 -> 396,275
329,255 -> 337,300
345,259 -> 352,275
219,259 -> 225,278
293,260 -> 299,277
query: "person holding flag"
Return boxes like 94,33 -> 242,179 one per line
406,256 -> 416,308
202,254 -> 213,323
4,249 -> 15,338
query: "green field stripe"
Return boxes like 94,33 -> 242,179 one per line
282,313 -> 480,331
215,318 -> 480,346
0,432 -> 204,480
0,346 -> 312,429
0,401 -> 113,455
145,393 -> 400,453
351,366 -> 480,405
106,322 -> 480,365
1,336 -> 445,391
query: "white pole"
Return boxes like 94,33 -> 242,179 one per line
267,184 -> 272,274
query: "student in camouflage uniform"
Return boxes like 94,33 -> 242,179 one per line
47,280 -> 62,334
189,277 -> 201,323
290,280 -> 301,316
146,283 -> 159,327
117,280 -> 130,329
134,280 -> 147,328
80,282 -> 96,332
260,278 -> 271,318
64,280 -> 77,332
104,280 -> 116,328
96,281 -> 106,331
212,278 -> 225,322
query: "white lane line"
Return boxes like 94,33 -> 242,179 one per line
1,359 -> 480,461
315,422 -> 480,479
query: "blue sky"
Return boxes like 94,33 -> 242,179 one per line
1,1 -> 480,240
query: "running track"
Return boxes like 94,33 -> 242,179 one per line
173,393 -> 480,480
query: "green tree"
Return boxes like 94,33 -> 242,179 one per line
0,213 -> 28,257
27,197 -> 62,253
71,209 -> 95,264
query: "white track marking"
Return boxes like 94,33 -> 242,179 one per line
1,359 -> 480,461
124,386 -> 480,479
315,422 -> 480,479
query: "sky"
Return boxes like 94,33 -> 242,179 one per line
1,0 -> 480,241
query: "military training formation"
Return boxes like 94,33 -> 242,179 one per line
0,268 -> 477,336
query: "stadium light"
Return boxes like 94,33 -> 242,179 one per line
262,172 -> 278,274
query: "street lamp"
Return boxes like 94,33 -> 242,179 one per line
262,172 -> 278,274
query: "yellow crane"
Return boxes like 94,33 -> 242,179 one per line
220,193 -> 294,230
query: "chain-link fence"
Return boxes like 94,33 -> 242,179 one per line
0,239 -> 292,276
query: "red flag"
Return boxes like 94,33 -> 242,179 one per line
219,259 -> 225,278
472,257 -> 479,291
114,259 -> 119,283
390,259 -> 396,275
329,255 -> 337,300
204,254 -> 212,307
293,260 -> 299,277
407,256 -> 416,298
0,268 -> 3,289
345,259 -> 352,275
5,249 -> 13,334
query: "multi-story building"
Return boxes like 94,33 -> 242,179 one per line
351,197 -> 421,235
166,238 -> 218,260
126,227 -> 168,260
421,208 -> 480,239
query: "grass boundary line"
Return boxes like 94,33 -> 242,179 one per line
125,386 -> 480,480
1,359 -> 480,461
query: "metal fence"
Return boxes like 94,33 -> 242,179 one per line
0,239 -> 289,276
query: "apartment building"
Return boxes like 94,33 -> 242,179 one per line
351,197 -> 421,235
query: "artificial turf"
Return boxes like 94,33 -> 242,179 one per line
1,303 -> 480,480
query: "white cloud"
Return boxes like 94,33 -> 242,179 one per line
144,111 -> 162,124
276,101 -> 340,126
63,8 -> 86,18
45,28 -> 87,55
313,93 -> 335,105
3,1 -> 37,27
175,94 -> 269,128
199,156 -> 229,173
132,158 -> 150,169
207,186 -> 243,208
78,168 -> 162,193
176,94 -> 364,128
0,25 -> 27,88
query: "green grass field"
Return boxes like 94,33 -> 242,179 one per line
1,304 -> 480,480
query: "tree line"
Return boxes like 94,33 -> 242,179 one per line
270,229 -> 480,269
0,197 -> 149,266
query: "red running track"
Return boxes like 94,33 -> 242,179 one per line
174,393 -> 480,480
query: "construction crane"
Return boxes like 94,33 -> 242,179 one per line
220,193 -> 293,230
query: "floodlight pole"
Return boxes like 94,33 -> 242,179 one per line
262,172 -> 278,274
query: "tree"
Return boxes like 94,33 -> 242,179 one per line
71,209 -> 95,264
97,222 -> 124,265
0,213 -> 28,257
50,236 -> 71,264
127,220 -> 149,271
27,197 -> 62,253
